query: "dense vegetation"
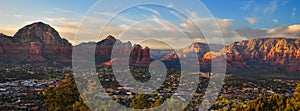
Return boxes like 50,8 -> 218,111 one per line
44,74 -> 300,111
236,84 -> 300,111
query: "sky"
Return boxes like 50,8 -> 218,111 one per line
0,0 -> 299,49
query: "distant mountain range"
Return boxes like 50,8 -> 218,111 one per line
0,22 -> 299,74
163,38 -> 300,73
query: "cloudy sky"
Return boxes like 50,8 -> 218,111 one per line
0,0 -> 299,49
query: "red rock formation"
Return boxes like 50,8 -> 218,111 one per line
86,36 -> 152,67
0,22 -> 72,64
27,42 -> 46,62
0,34 -> 14,55
29,42 -> 42,55
0,46 -> 4,55
135,46 -> 151,66
163,38 -> 300,73
95,35 -> 133,64
129,45 -> 151,66
221,38 -> 300,73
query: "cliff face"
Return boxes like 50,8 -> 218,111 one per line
163,38 -> 300,73
0,21 -> 151,66
129,45 -> 151,66
223,38 -> 300,72
94,36 -> 151,66
74,35 -> 151,67
0,34 -> 15,55
95,35 -> 132,63
1,22 -> 300,74
0,22 -> 72,64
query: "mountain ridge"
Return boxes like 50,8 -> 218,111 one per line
1,22 -> 299,74
163,37 -> 300,73
0,22 -> 72,64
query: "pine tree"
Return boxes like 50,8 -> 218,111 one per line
130,88 -> 150,109
72,97 -> 91,111
44,74 -> 90,110
284,104 -> 295,111
293,84 -> 300,110
153,98 -> 162,107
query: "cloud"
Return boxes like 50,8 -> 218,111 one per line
178,11 -> 240,44
40,17 -> 89,44
140,39 -> 173,50
95,12 -> 137,24
95,10 -> 236,47
263,0 -> 278,14
273,19 -> 278,24
236,28 -> 268,38
137,6 -> 160,16
56,9 -> 300,47
45,17 -> 67,23
236,24 -> 300,40
267,24 -> 300,37
250,0 -> 282,15
0,26 -> 18,36
4,6 -> 299,49
292,8 -> 296,18
152,15 -> 175,31
286,25 -> 300,32
167,4 -> 174,8
170,10 -> 186,21
0,13 -> 30,18
240,1 -> 253,10
116,21 -> 191,49
245,18 -> 257,24
192,38 -> 207,43
53,8 -> 73,14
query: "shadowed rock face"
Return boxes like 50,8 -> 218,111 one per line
0,22 -> 72,64
95,35 -> 132,64
0,22 -> 151,66
95,36 -> 151,66
0,34 -> 15,55
73,35 -> 151,67
129,45 -> 151,66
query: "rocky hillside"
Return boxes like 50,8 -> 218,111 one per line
0,22 -> 72,64
164,42 -> 224,61
95,35 -> 151,66
163,38 -> 300,73
1,22 -> 300,74
223,38 -> 300,72
0,22 -> 151,66
74,35 -> 151,66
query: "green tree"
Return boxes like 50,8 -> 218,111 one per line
72,97 -> 91,111
153,98 -> 162,107
44,74 -> 90,111
284,104 -> 295,111
294,84 -> 300,110
240,84 -> 300,111
130,88 -> 150,109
